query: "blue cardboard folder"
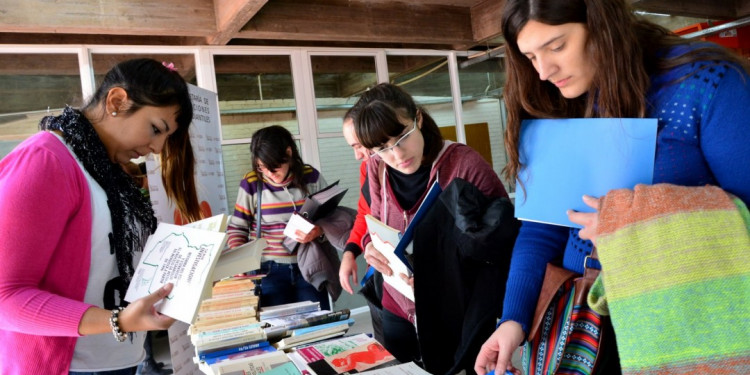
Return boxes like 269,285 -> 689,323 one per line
515,118 -> 657,228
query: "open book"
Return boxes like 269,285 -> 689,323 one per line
299,180 -> 348,222
125,218 -> 228,324
515,118 -> 657,228
363,179 -> 442,299
283,181 -> 348,238
365,215 -> 415,301
125,214 -> 266,324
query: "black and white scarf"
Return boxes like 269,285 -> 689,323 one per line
41,107 -> 157,283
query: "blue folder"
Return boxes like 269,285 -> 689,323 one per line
515,118 -> 657,228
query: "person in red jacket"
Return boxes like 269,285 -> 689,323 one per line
338,112 -> 386,344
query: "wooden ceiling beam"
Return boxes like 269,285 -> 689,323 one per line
0,0 -> 216,37
209,0 -> 268,45
738,1 -> 750,17
0,33 -> 194,46
466,0 -> 505,49
630,0 -> 739,19
235,0 -> 474,47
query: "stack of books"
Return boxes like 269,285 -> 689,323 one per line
191,275 -> 268,365
258,301 -> 354,350
196,301 -> 354,373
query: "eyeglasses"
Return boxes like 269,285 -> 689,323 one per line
371,118 -> 417,156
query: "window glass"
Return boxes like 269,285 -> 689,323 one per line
215,55 -> 298,140
457,56 -> 512,193
0,53 -> 82,158
310,55 -> 377,310
310,55 -> 377,133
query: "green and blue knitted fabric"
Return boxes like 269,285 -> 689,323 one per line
593,184 -> 749,374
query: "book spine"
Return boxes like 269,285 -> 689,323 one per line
198,340 -> 271,361
197,306 -> 256,320
193,327 -> 265,346
204,291 -> 258,301
290,319 -> 352,336
196,333 -> 268,353
291,309 -> 350,329
194,323 -> 263,339
199,299 -> 258,312
279,326 -> 349,348
259,305 -> 320,320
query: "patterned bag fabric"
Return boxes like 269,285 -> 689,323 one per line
521,254 -> 604,375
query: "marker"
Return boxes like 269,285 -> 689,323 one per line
486,370 -> 515,375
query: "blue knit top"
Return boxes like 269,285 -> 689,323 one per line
501,44 -> 750,334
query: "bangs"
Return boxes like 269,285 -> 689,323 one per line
356,101 -> 410,149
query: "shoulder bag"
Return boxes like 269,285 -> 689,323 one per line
521,248 -> 607,375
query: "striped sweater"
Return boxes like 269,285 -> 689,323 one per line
592,184 -> 750,375
226,166 -> 326,263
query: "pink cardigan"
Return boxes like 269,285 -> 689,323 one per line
0,132 -> 96,374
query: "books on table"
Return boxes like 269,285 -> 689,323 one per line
209,348 -> 292,375
273,319 -> 354,350
515,118 -> 657,228
263,309 -> 352,341
124,217 -> 228,324
259,301 -> 321,321
188,274 -> 269,368
290,333 -> 398,375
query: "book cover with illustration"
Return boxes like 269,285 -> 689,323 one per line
294,333 -> 398,375
124,221 -> 227,324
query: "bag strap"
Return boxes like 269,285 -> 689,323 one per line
528,263 -> 577,339
255,178 -> 263,239
528,247 -> 600,339
583,246 -> 601,280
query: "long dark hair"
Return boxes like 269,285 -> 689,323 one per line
83,58 -> 201,222
352,83 -> 443,166
250,125 -> 310,195
501,0 -> 750,184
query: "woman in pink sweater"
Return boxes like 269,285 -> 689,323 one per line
0,59 -> 202,375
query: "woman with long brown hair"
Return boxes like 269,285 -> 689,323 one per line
475,0 -> 750,374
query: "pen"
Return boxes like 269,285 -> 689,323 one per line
486,370 -> 515,375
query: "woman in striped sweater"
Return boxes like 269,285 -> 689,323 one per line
226,125 -> 331,310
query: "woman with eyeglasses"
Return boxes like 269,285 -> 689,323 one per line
352,83 -> 511,366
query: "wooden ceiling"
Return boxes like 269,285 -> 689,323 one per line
0,0 -> 746,50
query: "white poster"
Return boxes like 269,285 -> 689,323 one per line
146,84 -> 228,224
144,84 -> 228,375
